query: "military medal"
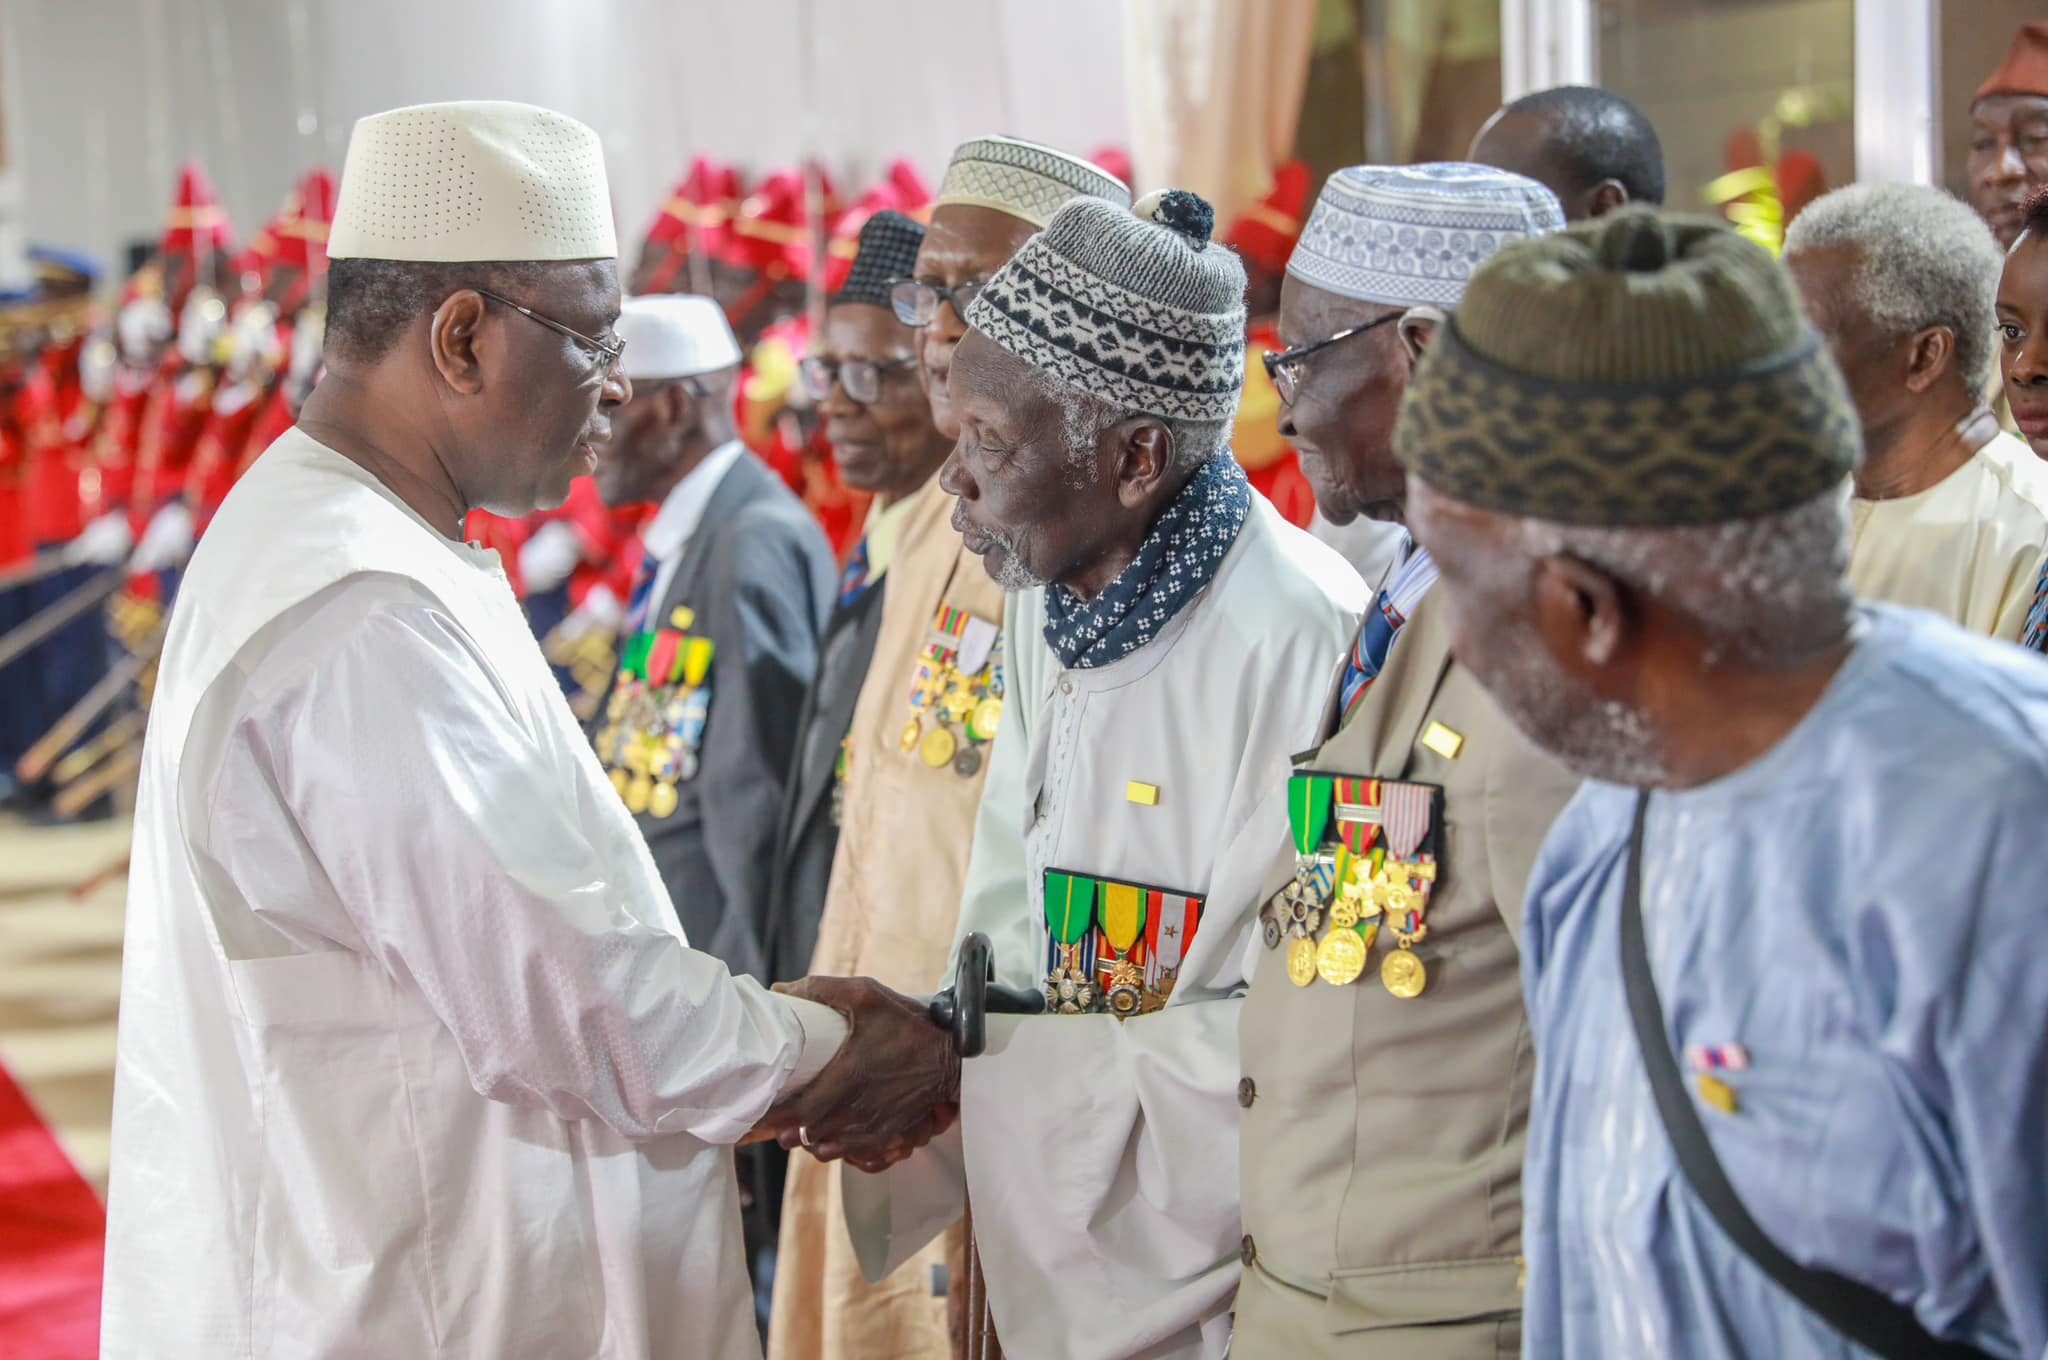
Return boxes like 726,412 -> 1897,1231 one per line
919,725 -> 957,768
600,612 -> 716,817
969,697 -> 1004,742
1042,871 -> 1099,1014
1315,925 -> 1367,987
1381,949 -> 1426,998
1097,882 -> 1149,1018
1140,889 -> 1201,1012
905,604 -> 1002,775
648,781 -> 679,820
1287,935 -> 1318,987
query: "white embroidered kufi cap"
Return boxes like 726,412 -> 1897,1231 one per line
328,101 -> 618,263
1286,162 -> 1564,309
616,294 -> 742,382
935,135 -> 1131,229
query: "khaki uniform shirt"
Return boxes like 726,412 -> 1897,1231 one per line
1234,587 -> 1578,1358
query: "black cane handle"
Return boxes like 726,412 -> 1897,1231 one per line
928,932 -> 1046,1058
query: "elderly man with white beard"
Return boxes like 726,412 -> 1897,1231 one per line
774,189 -> 1364,1358
1399,208 -> 2048,1359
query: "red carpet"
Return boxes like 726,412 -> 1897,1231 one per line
0,1061 -> 101,1359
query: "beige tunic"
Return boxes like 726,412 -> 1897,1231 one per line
769,471 -> 1003,1360
1848,424 -> 2048,641
1234,588 -> 1579,1357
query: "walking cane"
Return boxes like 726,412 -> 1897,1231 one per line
927,933 -> 1045,1360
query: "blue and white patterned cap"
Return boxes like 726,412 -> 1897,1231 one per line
1286,162 -> 1565,309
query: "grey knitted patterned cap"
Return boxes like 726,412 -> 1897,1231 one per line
964,189 -> 1248,424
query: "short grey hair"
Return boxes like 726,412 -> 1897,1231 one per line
1784,182 -> 2004,396
1041,367 -> 1230,483
1506,484 -> 1854,666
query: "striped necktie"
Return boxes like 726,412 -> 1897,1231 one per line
623,552 -> 661,635
1338,543 -> 1440,723
837,536 -> 872,609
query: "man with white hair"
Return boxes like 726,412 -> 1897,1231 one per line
1402,208 -> 2048,1358
1785,181 -> 2048,640
101,102 -> 945,1358
1234,162 -> 1578,1356
588,293 -> 833,981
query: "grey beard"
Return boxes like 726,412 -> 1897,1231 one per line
980,524 -> 1048,591
1481,629 -> 1670,788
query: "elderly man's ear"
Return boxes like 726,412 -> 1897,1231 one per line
1399,306 -> 1447,363
1901,324 -> 1956,395
1114,419 -> 1175,508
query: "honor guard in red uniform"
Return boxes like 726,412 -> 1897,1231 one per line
631,156 -> 742,298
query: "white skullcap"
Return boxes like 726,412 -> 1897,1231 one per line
328,100 -> 617,263
1286,162 -> 1564,309
617,294 -> 741,382
934,135 -> 1131,229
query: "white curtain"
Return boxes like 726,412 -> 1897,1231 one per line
4,0 -> 1130,282
1121,0 -> 1317,219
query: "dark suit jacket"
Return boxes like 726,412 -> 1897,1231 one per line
598,451 -> 834,980
763,575 -> 888,984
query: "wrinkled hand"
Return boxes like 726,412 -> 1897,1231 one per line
754,975 -> 961,1172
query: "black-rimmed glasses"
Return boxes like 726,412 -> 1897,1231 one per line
799,354 -> 918,404
473,287 -> 626,382
889,277 -> 986,328
1262,312 -> 1402,405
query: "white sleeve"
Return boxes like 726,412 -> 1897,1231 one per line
195,584 -> 840,1145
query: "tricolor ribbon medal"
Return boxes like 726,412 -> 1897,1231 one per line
1096,882 -> 1149,1018
1376,780 -> 1442,999
1141,890 -> 1202,1011
1042,871 -> 1099,1014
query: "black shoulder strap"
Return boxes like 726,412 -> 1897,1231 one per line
1619,791 -> 1993,1360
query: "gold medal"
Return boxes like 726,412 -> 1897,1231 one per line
899,719 -> 922,753
1330,898 -> 1360,930
648,780 -> 679,820
970,696 -> 1004,741
919,725 -> 958,768
625,772 -> 654,816
609,766 -> 631,798
1381,948 -> 1426,999
1316,926 -> 1367,986
1286,935 -> 1318,987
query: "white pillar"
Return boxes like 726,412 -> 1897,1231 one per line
1502,0 -> 1596,101
1853,0 -> 1938,185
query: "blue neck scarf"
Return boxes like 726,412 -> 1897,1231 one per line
1042,453 -> 1253,669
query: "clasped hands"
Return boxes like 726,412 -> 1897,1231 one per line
745,975 -> 961,1174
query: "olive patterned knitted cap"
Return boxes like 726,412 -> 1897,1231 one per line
1394,208 -> 1861,526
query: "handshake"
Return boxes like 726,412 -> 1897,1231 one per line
745,975 -> 963,1174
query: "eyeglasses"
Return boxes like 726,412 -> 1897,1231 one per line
1261,312 -> 1403,406
889,277 -> 986,328
473,287 -> 626,382
799,354 -> 919,404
